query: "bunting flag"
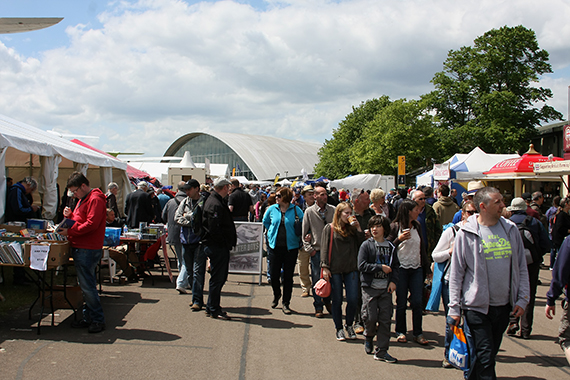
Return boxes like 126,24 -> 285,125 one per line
232,167 -> 236,176
273,174 -> 280,185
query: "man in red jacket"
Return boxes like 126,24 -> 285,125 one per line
61,172 -> 107,333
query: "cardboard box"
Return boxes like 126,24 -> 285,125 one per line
42,285 -> 83,309
24,241 -> 70,268
0,224 -> 26,233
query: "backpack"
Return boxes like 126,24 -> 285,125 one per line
517,215 -> 542,265
189,196 -> 204,238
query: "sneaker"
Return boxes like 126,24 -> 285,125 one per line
336,329 -> 346,341
190,303 -> 202,312
506,322 -> 519,336
71,319 -> 90,329
521,332 -> 531,340
354,324 -> 365,334
374,352 -> 397,363
282,304 -> 292,315
211,311 -> 231,320
301,291 -> 310,297
271,297 -> 279,309
176,286 -> 188,294
315,311 -> 324,318
364,339 -> 374,355
442,357 -> 453,368
396,333 -> 407,343
345,325 -> 357,340
88,322 -> 106,334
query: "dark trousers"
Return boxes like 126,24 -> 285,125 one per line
509,262 -> 540,336
268,246 -> 298,306
395,267 -> 424,336
204,245 -> 230,316
464,304 -> 511,380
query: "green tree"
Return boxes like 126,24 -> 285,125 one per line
425,25 -> 563,155
350,99 -> 442,175
315,96 -> 391,178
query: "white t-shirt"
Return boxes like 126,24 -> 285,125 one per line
397,227 -> 421,269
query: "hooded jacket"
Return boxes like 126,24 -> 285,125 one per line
448,215 -> 530,317
433,196 -> 460,226
162,190 -> 187,245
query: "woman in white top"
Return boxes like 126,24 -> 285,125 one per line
432,200 -> 476,367
387,199 -> 429,345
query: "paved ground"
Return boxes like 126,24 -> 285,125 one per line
1,259 -> 569,380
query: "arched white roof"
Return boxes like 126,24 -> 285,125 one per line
165,132 -> 321,181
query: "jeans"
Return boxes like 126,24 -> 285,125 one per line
550,247 -> 558,269
204,245 -> 230,316
268,246 -> 298,305
395,267 -> 424,336
72,248 -> 105,324
310,251 -> 330,311
178,243 -> 198,289
464,304 -> 511,380
192,245 -> 207,307
330,271 -> 359,330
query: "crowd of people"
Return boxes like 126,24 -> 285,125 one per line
4,174 -> 570,378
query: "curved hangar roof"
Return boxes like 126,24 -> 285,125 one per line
165,132 -> 321,181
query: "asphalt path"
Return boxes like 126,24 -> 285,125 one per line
1,261 -> 569,380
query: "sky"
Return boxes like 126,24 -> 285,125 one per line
1,0 -> 570,160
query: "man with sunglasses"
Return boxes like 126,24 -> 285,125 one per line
412,189 -> 442,258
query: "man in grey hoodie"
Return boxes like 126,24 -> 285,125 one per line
448,187 -> 530,380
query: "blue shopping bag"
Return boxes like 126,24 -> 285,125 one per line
447,324 -> 470,371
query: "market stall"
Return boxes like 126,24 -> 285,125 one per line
482,144 -> 563,202
0,113 -> 129,221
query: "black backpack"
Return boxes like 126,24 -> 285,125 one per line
189,196 -> 204,238
517,215 -> 542,265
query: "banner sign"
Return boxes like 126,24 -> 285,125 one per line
230,222 -> 264,279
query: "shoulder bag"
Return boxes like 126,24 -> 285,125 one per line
313,225 -> 333,298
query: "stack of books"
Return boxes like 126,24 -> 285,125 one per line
0,241 -> 24,264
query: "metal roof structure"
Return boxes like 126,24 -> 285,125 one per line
164,132 -> 321,181
0,18 -> 63,34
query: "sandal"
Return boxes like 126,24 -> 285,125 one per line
396,333 -> 407,343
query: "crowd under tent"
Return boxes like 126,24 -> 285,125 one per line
0,114 -> 130,221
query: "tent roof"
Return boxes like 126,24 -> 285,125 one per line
0,114 -> 126,170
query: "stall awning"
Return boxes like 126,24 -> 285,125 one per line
484,144 -> 563,176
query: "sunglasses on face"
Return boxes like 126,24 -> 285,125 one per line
466,210 -> 476,215
275,194 -> 282,198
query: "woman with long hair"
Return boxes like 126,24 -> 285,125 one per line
263,187 -> 304,314
321,202 -> 366,341
387,199 -> 430,345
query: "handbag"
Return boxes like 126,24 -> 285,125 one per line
313,224 -> 333,298
293,206 -> 302,237
447,324 -> 470,371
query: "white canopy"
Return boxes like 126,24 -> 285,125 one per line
0,113 -> 130,221
416,147 -> 520,186
328,174 -> 393,192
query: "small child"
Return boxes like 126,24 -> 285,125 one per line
358,215 -> 399,363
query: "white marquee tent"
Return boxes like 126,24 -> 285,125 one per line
416,147 -> 520,186
0,114 -> 130,221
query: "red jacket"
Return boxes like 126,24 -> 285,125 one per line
68,188 -> 107,250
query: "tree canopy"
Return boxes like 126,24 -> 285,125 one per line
315,25 -> 562,179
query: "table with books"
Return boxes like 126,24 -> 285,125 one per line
0,223 -> 77,334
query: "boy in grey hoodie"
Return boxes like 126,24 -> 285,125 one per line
448,187 -> 529,379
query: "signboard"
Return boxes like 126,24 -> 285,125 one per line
230,222 -> 264,282
433,163 -> 450,181
397,175 -> 406,187
398,156 -> 406,176
534,159 -> 570,174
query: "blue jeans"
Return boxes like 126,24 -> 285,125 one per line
395,267 -> 424,336
310,251 -> 330,312
178,243 -> 198,289
72,248 -> 105,324
204,245 -> 229,315
192,245 -> 207,307
330,271 -> 359,330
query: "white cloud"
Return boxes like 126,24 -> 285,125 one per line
0,0 -> 569,158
